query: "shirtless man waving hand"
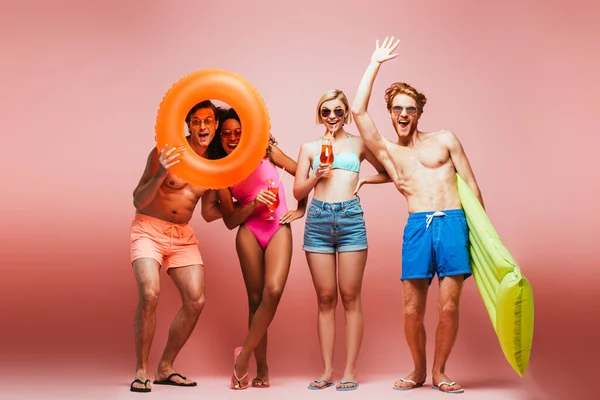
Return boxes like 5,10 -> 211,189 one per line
351,37 -> 484,394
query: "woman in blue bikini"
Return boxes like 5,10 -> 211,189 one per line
293,89 -> 390,391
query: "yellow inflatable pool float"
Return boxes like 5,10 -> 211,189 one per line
456,174 -> 534,376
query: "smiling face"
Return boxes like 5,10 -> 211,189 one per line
389,94 -> 419,138
384,82 -> 427,140
187,106 -> 218,149
220,118 -> 242,155
319,98 -> 347,133
315,89 -> 352,133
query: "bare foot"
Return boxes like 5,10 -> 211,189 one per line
433,372 -> 464,393
393,369 -> 427,389
131,369 -> 152,392
308,369 -> 333,389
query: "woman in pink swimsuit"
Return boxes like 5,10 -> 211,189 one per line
202,108 -> 306,390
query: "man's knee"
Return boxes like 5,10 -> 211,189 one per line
184,294 -> 206,314
139,287 -> 160,310
404,307 -> 425,326
438,275 -> 463,322
439,298 -> 459,322
403,297 -> 426,325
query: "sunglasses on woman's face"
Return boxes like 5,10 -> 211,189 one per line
321,108 -> 345,118
220,129 -> 241,139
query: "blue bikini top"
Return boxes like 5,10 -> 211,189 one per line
312,132 -> 361,174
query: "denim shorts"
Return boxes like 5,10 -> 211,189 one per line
303,197 -> 368,253
401,209 -> 472,282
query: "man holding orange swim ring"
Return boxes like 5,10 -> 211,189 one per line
129,100 -> 219,393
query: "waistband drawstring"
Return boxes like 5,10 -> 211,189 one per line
425,211 -> 446,230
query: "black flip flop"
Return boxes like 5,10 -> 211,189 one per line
130,378 -> 151,392
153,372 -> 197,387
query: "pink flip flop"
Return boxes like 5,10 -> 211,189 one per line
230,346 -> 248,390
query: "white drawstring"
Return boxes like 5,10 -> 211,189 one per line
426,211 -> 446,229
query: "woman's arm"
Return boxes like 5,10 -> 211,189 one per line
269,144 -> 298,176
268,143 -> 309,224
293,142 -> 330,200
352,139 -> 393,195
218,188 -> 276,230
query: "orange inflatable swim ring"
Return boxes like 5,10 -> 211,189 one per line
155,69 -> 271,189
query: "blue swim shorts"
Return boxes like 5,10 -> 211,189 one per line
401,209 -> 471,282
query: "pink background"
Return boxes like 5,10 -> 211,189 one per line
1,0 -> 598,399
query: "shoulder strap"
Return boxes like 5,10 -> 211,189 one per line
345,132 -> 357,155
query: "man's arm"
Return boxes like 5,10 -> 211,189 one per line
218,188 -> 255,230
133,145 -> 182,210
201,190 -> 242,223
201,190 -> 223,222
351,36 -> 401,179
444,131 -> 485,209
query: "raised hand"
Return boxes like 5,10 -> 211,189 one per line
371,36 -> 401,64
156,144 -> 184,177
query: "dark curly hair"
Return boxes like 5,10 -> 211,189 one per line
206,107 -> 276,160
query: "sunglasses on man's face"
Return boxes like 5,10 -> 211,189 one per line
321,108 -> 345,118
391,106 -> 418,116
190,118 -> 215,128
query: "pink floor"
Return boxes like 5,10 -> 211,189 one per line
7,375 -> 532,400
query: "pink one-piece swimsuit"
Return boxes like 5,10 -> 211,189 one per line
229,158 -> 288,249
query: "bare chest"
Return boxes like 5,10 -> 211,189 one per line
390,144 -> 451,185
161,172 -> 206,198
